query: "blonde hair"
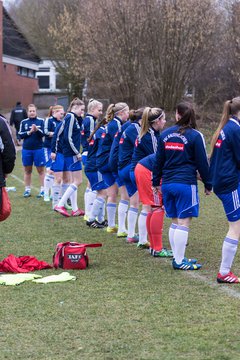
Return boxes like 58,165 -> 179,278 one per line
210,97 -> 240,157
140,107 -> 164,139
106,102 -> 128,122
27,104 -> 36,111
52,105 -> 64,113
67,97 -> 84,112
87,99 -> 103,113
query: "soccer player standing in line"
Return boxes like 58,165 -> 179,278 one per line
210,97 -> 240,283
152,102 -> 212,270
18,104 -> 45,198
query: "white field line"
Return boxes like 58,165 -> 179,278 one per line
10,173 -> 40,193
162,258 -> 240,300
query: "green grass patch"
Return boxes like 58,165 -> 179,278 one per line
0,151 -> 240,359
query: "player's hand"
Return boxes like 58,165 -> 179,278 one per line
204,188 -> 211,195
51,152 -> 56,160
152,186 -> 161,194
76,153 -> 82,161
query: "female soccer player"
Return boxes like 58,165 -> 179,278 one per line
130,107 -> 165,245
96,102 -> 130,235
43,105 -> 64,202
54,98 -> 85,217
118,109 -> 143,242
18,104 -> 45,198
210,97 -> 240,283
135,153 -> 172,256
152,102 -> 212,270
81,99 -> 103,219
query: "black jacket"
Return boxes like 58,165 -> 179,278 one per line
10,105 -> 27,126
0,115 -> 16,187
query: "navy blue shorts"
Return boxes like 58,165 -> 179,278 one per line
118,164 -> 137,197
22,148 -> 45,167
85,171 -> 108,191
162,183 -> 199,219
99,164 -> 123,187
216,184 -> 240,222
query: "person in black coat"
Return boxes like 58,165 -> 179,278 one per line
0,114 -> 16,205
10,101 -> 27,145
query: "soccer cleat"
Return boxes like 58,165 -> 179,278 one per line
137,241 -> 150,249
64,203 -> 72,210
23,190 -> 31,198
172,258 -> 202,270
99,219 -> 108,227
117,231 -> 128,238
36,190 -> 44,198
83,215 -> 89,221
106,226 -> 118,233
152,248 -> 173,257
217,272 -> 240,284
44,195 -> 51,202
71,208 -> 85,217
54,205 -> 70,217
184,257 -> 197,264
86,220 -> 105,229
126,235 -> 139,243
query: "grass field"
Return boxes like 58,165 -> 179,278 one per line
1,150 -> 240,360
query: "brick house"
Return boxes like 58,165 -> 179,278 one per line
0,0 -> 40,109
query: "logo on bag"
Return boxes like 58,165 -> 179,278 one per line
68,254 -> 82,263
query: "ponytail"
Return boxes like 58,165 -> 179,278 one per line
210,100 -> 231,158
88,117 -> 107,142
139,107 -> 164,139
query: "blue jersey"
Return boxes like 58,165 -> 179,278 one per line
43,116 -> 61,148
19,117 -> 45,150
85,126 -> 105,172
109,121 -> 131,172
138,153 -> 156,171
62,112 -> 82,157
131,127 -> 159,172
118,122 -> 141,170
81,114 -> 96,154
152,125 -> 212,190
51,121 -> 64,154
96,117 -> 122,169
210,117 -> 240,194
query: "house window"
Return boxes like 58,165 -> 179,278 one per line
28,69 -> 35,78
38,67 -> 50,72
38,75 -> 50,89
17,67 -> 36,78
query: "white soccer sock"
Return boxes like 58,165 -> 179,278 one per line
58,184 -> 77,209
127,207 -> 138,238
98,201 -> 105,223
90,197 -> 105,222
173,225 -> 189,264
138,211 -> 148,244
118,200 -> 129,233
106,203 -> 117,228
52,184 -> 61,208
70,185 -> 78,212
84,188 -> 90,216
219,237 -> 238,275
44,174 -> 54,197
169,223 -> 177,257
86,190 -> 97,217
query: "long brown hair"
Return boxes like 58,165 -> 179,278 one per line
210,97 -> 240,157
176,102 -> 197,134
129,107 -> 145,122
88,117 -> 107,142
67,97 -> 84,112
